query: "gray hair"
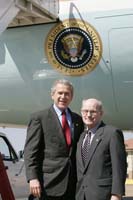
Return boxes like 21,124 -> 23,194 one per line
51,79 -> 74,96
82,98 -> 103,112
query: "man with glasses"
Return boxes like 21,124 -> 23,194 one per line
76,98 -> 127,200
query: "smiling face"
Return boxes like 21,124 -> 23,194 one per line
81,99 -> 103,129
51,83 -> 73,111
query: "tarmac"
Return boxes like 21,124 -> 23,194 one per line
125,183 -> 133,198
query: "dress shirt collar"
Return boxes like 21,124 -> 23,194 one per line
53,104 -> 69,117
53,104 -> 62,117
86,121 -> 101,134
53,104 -> 72,134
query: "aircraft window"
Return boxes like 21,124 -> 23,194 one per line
0,136 -> 10,159
0,136 -> 17,161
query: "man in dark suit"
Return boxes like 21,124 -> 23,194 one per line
24,79 -> 84,200
76,98 -> 127,200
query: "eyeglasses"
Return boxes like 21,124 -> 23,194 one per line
81,109 -> 99,115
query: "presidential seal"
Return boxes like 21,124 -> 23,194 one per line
45,19 -> 102,76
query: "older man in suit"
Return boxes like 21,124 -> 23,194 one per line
24,79 -> 84,200
76,98 -> 127,200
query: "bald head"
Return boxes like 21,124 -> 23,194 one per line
81,98 -> 103,129
81,98 -> 103,112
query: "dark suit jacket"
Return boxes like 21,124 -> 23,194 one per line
76,122 -> 127,200
24,106 -> 83,197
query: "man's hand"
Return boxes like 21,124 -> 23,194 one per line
29,179 -> 41,198
111,195 -> 122,200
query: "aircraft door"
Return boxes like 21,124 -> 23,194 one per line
0,134 -> 29,198
109,27 -> 133,128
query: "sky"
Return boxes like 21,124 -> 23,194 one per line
124,131 -> 133,140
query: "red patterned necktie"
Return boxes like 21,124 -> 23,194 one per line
62,111 -> 71,147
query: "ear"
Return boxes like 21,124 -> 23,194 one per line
100,110 -> 104,116
70,95 -> 73,101
51,92 -> 54,100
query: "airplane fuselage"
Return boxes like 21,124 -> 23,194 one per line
0,0 -> 133,130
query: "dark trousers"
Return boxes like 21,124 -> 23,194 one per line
29,192 -> 75,200
46,193 -> 74,200
43,184 -> 75,200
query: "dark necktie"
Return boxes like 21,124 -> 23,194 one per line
62,111 -> 71,147
81,131 -> 91,165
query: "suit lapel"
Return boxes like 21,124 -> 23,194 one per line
70,110 -> 82,141
67,109 -> 78,155
77,131 -> 86,169
49,106 -> 75,154
83,123 -> 105,171
48,106 -> 67,146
